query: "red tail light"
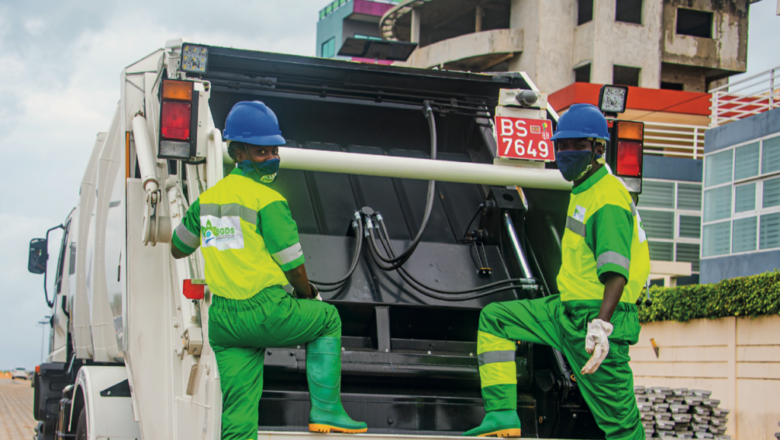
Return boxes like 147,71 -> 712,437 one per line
617,141 -> 642,177
161,101 -> 192,140
183,279 -> 205,300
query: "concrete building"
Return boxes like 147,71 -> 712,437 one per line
316,0 -> 401,60
376,0 -> 754,94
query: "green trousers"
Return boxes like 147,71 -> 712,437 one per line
208,285 -> 341,440
478,295 -> 644,440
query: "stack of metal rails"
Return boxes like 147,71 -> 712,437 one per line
635,386 -> 731,439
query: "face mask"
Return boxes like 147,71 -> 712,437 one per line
556,150 -> 594,182
237,158 -> 280,183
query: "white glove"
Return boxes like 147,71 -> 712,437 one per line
581,319 -> 614,375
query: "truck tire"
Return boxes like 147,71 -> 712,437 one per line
75,408 -> 87,440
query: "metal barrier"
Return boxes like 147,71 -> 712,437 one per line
711,65 -> 780,127
641,121 -> 708,160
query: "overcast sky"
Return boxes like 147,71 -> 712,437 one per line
1,1 -> 779,370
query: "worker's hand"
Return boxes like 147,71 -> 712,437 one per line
581,319 -> 613,375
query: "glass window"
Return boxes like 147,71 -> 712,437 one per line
734,142 -> 760,180
763,136 -> 780,174
615,0 -> 642,24
638,210 -> 674,239
702,221 -> 731,257
354,34 -> 383,41
703,186 -> 732,222
321,38 -> 336,58
578,0 -> 593,25
763,177 -> 780,208
676,8 -> 713,38
676,243 -> 700,272
648,241 -> 673,261
613,65 -> 640,87
732,217 -> 757,253
677,183 -> 702,210
641,181 -> 675,208
704,149 -> 732,187
574,64 -> 591,83
759,213 -> 780,250
679,215 -> 701,238
734,183 -> 756,213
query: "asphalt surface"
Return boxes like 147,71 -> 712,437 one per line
0,378 -> 37,440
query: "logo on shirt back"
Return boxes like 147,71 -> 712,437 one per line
201,216 -> 244,250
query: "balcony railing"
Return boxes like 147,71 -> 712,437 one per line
641,121 -> 708,160
711,65 -> 780,127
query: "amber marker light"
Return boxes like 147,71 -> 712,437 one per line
617,121 -> 644,141
162,79 -> 194,101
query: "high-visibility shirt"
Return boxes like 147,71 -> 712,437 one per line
557,166 -> 650,304
171,168 -> 304,300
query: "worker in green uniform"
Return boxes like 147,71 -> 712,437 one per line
464,104 -> 651,439
170,101 -> 367,440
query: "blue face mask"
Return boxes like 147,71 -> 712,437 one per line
556,150 -> 594,182
237,158 -> 280,183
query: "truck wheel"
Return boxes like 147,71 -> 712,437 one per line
75,408 -> 87,440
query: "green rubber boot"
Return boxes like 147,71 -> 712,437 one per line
463,410 -> 522,437
306,337 -> 368,434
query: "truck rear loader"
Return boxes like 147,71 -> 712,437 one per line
27,39 -> 647,440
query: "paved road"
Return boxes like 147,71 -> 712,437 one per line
0,378 -> 37,440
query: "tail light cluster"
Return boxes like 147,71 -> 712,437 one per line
614,121 -> 644,193
158,79 -> 199,160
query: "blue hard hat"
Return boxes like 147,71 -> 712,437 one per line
223,101 -> 286,146
550,103 -> 609,143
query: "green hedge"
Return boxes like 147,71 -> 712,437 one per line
638,270 -> 780,324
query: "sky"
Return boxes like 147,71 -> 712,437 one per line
1,1 -> 779,371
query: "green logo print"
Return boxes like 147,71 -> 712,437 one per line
202,220 -> 236,245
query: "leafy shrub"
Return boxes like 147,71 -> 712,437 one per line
638,270 -> 780,323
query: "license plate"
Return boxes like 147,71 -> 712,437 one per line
495,116 -> 555,162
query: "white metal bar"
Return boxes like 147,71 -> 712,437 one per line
277,146 -> 572,190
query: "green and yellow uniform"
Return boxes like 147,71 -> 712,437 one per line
172,168 -> 342,440
474,167 -> 651,439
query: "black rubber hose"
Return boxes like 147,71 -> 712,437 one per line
375,219 -> 533,293
310,214 -> 363,291
371,101 -> 437,267
365,235 -> 532,301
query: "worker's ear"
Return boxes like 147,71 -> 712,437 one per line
233,145 -> 246,162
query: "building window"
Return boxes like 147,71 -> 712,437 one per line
676,8 -> 713,39
702,134 -> 780,258
354,34 -> 383,41
321,37 -> 336,58
615,0 -> 642,24
638,179 -> 703,272
578,0 -> 593,25
613,65 -> 640,87
660,82 -> 684,91
574,64 -> 591,83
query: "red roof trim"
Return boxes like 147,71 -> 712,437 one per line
548,83 -> 711,116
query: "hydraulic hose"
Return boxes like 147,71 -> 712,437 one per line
310,213 -> 364,292
370,101 -> 437,269
368,219 -> 536,301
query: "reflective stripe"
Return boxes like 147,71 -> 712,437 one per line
174,222 -> 200,249
478,350 -> 516,366
271,242 -> 303,266
477,331 -> 516,354
629,201 -> 637,216
201,203 -> 257,225
597,251 -> 631,271
566,216 -> 586,237
479,362 -> 517,387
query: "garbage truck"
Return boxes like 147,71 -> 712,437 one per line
27,38 -> 647,440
